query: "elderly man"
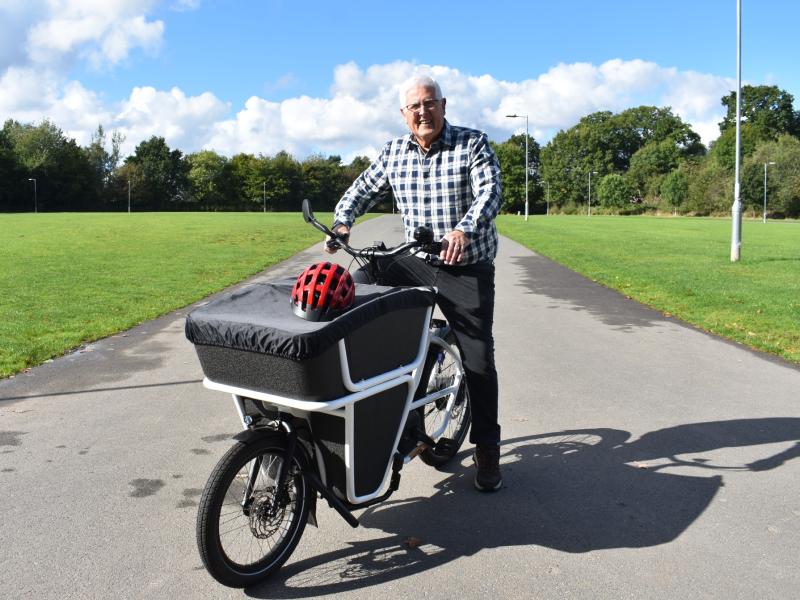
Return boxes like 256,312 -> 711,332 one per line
326,75 -> 503,491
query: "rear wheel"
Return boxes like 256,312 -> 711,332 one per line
196,433 -> 310,588
416,331 -> 471,467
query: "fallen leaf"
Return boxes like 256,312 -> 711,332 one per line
402,536 -> 422,549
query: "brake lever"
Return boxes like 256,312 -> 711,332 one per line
422,241 -> 442,255
421,241 -> 443,265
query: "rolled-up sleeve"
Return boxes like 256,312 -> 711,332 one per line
334,147 -> 392,228
457,133 -> 502,237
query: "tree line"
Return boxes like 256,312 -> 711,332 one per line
498,85 -> 800,218
0,122 -> 373,213
1,84 -> 799,218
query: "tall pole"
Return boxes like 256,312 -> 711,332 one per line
763,161 -> 775,223
731,0 -> 743,261
588,171 -> 597,216
506,114 -> 529,221
128,176 -> 131,213
544,180 -> 550,215
262,181 -> 266,213
28,178 -> 37,213
524,115 -> 529,222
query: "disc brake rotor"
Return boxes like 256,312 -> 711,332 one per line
247,486 -> 289,539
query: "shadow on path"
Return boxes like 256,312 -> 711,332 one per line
246,417 -> 800,598
508,253 -> 671,332
0,378 -> 202,402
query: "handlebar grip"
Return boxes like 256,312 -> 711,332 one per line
326,232 -> 350,250
423,241 -> 442,255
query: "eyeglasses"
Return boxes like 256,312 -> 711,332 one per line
403,98 -> 441,113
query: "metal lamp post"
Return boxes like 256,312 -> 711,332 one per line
28,178 -> 37,213
588,171 -> 598,216
763,161 -> 776,223
543,180 -> 550,215
262,181 -> 267,213
731,0 -> 743,261
506,113 -> 529,221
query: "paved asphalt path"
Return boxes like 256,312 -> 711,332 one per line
2,215 -> 799,600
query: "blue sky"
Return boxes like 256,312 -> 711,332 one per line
2,0 -> 797,160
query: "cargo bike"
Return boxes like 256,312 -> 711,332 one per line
185,200 -> 471,588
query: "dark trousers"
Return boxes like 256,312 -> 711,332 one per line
355,255 -> 500,446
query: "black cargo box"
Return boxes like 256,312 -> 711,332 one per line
185,280 -> 435,401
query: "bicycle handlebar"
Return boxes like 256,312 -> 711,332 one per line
302,199 -> 442,260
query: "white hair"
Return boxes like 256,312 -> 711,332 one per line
398,75 -> 443,106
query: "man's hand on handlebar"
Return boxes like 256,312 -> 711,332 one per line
324,224 -> 350,254
440,230 -> 469,265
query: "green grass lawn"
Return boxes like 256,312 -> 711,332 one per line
3,212 -> 798,378
497,215 -> 800,364
0,212 -> 336,377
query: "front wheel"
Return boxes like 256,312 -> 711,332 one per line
416,330 -> 471,467
196,433 -> 310,588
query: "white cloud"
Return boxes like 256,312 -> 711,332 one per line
171,0 -> 201,11
203,60 -> 732,159
0,67 -> 112,145
114,86 -> 229,155
1,54 -> 735,160
0,1 -> 745,160
19,1 -> 164,70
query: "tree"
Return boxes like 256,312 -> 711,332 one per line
83,125 -> 124,208
742,135 -> 800,218
84,126 -> 110,203
539,125 -> 590,212
596,173 -> 634,209
683,159 -> 731,216
186,150 -> 236,210
615,106 -> 704,159
627,139 -> 683,199
301,154 -> 344,211
719,85 -> 800,139
268,151 -> 303,211
540,106 -> 703,212
708,123 -> 762,172
492,134 -> 541,213
0,128 -> 25,211
127,136 -> 189,210
228,153 -> 263,209
3,119 -> 95,211
712,86 -> 800,173
661,170 -> 689,215
107,161 -> 145,211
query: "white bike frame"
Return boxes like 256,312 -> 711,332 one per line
202,307 -> 465,505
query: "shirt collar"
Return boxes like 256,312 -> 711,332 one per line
405,119 -> 453,152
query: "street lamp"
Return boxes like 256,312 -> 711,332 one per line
763,161 -> 776,223
506,113 -> 529,221
588,171 -> 598,216
543,180 -> 550,215
27,178 -> 37,213
262,181 -> 267,213
128,175 -> 132,213
731,0 -> 743,261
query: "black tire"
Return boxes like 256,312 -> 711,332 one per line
416,331 -> 471,467
196,433 -> 310,588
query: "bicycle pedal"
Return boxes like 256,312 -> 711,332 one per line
408,442 -> 430,459
433,437 -> 455,454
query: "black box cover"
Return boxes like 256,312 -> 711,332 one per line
185,280 -> 435,361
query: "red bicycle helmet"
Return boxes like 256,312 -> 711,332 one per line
291,262 -> 355,321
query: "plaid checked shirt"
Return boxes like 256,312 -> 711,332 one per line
334,120 -> 503,265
